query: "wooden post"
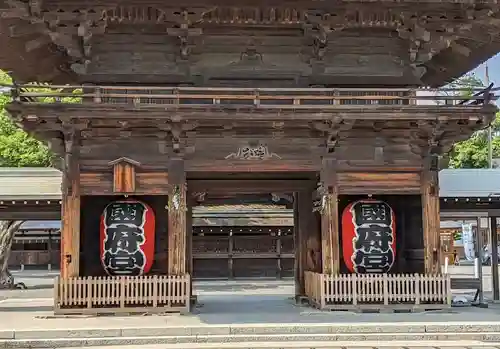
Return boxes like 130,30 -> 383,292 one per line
167,158 -> 187,276
475,216 -> 484,305
293,192 -> 301,299
294,184 -> 318,300
321,192 -> 340,275
60,129 -> 81,279
421,155 -> 441,274
186,196 -> 194,276
320,157 -> 340,275
186,194 -> 195,303
304,188 -> 321,274
490,216 -> 499,301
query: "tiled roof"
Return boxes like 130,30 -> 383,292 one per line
194,204 -> 287,211
0,167 -> 61,200
19,220 -> 60,230
0,167 -> 499,200
439,169 -> 500,198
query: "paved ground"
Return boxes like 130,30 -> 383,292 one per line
2,269 -> 500,348
0,265 -> 496,301
53,342 -> 500,349
3,268 -> 500,332
2,266 -> 500,335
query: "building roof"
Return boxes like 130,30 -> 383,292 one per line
0,167 -> 61,201
0,167 -> 499,200
19,220 -> 60,230
439,169 -> 500,198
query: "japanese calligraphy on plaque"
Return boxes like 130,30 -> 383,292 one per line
225,145 -> 281,160
341,199 -> 396,274
100,200 -> 155,276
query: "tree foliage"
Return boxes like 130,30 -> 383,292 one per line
0,71 -> 52,167
0,71 -> 56,288
446,73 -> 500,169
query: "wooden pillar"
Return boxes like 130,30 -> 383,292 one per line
475,216 -> 484,305
320,157 -> 340,275
293,192 -> 301,298
421,156 -> 441,274
60,130 -> 81,279
186,195 -> 195,303
321,192 -> 340,275
294,182 -> 320,299
490,216 -> 499,301
186,197 -> 193,276
167,158 -> 187,276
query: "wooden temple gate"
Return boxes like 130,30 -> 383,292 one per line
7,86 -> 495,313
2,0 -> 500,314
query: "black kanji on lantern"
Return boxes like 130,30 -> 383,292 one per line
353,201 -> 391,227
351,201 -> 395,273
105,202 -> 145,227
102,202 -> 147,275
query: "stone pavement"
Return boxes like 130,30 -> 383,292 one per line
3,272 -> 500,347
5,295 -> 500,348
53,342 -> 500,349
3,275 -> 500,331
1,266 -> 494,302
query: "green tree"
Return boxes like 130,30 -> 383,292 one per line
0,71 -> 54,288
448,128 -> 500,169
0,71 -> 52,167
446,73 -> 500,169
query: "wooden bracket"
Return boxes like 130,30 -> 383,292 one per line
158,121 -> 198,156
313,118 -> 354,155
108,157 -> 141,194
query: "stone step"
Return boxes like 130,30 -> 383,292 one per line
54,340 -> 500,349
5,332 -> 500,348
5,322 -> 500,340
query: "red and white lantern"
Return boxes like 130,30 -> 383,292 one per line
341,199 -> 396,274
100,200 -> 155,276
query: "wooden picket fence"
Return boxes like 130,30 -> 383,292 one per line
54,275 -> 191,314
305,272 -> 451,311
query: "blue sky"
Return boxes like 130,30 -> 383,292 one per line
472,53 -> 500,85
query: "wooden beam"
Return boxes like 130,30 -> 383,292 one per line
320,157 -> 340,275
421,155 -> 441,274
189,179 -> 311,195
60,129 -> 81,279
10,104 -> 497,123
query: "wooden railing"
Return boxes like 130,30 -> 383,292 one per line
54,275 -> 191,315
3,84 -> 497,109
305,271 -> 451,311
